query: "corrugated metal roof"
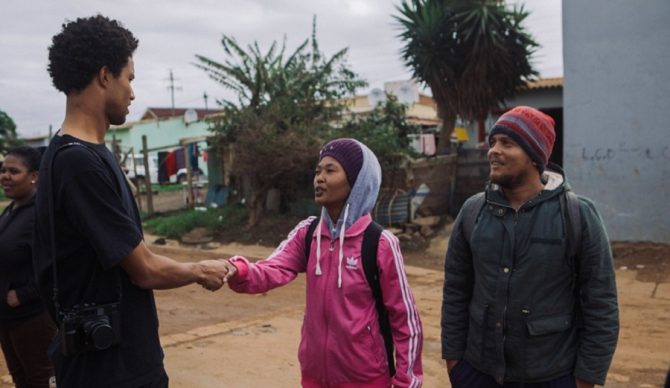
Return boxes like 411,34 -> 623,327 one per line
524,77 -> 563,90
141,107 -> 224,120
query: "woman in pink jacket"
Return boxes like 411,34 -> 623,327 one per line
224,138 -> 423,387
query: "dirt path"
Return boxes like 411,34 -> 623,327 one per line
134,243 -> 670,387
1,241 -> 668,387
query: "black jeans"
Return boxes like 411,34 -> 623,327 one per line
449,360 -> 577,388
0,311 -> 57,388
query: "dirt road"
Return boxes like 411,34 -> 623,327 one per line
1,241 -> 668,387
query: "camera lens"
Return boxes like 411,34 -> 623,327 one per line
82,317 -> 115,350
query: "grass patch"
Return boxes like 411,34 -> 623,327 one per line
143,204 -> 247,239
137,183 -> 185,194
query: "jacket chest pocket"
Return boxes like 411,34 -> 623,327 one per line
525,237 -> 568,275
520,203 -> 569,271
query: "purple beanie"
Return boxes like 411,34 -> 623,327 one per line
319,138 -> 364,187
489,106 -> 556,172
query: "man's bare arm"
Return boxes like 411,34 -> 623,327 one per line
120,241 -> 227,290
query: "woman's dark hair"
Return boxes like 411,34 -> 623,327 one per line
6,146 -> 43,172
48,15 -> 139,94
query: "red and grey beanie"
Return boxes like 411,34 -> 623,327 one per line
319,138 -> 364,187
489,106 -> 556,172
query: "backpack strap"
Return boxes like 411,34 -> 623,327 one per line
360,221 -> 395,376
560,191 -> 582,261
461,192 -> 486,245
559,190 -> 583,326
304,216 -> 320,261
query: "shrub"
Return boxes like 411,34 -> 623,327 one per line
143,204 -> 247,239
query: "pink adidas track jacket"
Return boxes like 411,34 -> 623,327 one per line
228,214 -> 423,387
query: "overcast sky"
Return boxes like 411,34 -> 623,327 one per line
0,0 -> 561,138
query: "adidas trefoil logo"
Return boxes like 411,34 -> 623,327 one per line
345,256 -> 358,270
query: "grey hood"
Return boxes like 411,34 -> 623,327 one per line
320,139 -> 381,239
314,140 -> 381,287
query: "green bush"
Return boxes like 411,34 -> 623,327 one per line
136,183 -> 184,194
336,94 -> 420,174
143,204 -> 247,239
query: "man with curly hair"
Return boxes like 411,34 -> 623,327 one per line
33,15 -> 229,387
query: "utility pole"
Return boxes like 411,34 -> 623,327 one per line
142,135 -> 154,216
203,92 -> 209,111
166,69 -> 182,116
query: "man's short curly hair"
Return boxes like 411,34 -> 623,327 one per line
48,15 -> 139,94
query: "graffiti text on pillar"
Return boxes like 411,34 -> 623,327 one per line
581,143 -> 670,162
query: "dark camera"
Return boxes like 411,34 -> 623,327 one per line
59,302 -> 121,356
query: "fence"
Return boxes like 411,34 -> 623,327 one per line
451,148 -> 489,216
110,135 -> 210,216
373,149 -> 489,226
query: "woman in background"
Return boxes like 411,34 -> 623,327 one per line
0,146 -> 56,388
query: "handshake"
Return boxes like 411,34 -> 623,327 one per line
195,259 -> 238,291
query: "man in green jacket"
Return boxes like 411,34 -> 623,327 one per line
441,106 -> 619,388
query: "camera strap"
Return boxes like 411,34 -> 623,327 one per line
47,141 -> 124,320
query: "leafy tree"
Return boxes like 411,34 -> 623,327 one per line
195,19 -> 366,227
336,94 -> 420,186
395,0 -> 538,153
0,109 -> 19,154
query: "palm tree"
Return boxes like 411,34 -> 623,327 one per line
395,0 -> 538,152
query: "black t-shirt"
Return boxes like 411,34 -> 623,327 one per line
33,134 -> 165,387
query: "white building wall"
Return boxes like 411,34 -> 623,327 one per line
563,0 -> 670,242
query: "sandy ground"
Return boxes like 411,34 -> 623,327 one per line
0,238 -> 668,387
